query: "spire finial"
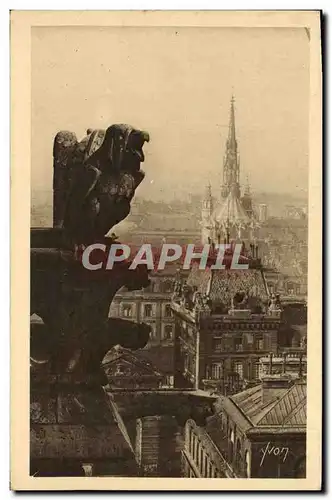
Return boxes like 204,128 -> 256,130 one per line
228,94 -> 236,146
244,174 -> 251,195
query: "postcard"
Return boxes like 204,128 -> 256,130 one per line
11,10 -> 322,490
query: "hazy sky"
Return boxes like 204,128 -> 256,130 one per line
31,26 -> 309,202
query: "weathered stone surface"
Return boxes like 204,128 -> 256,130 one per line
30,424 -> 134,459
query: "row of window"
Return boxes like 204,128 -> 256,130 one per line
207,323 -> 278,330
145,280 -> 175,293
121,303 -> 173,319
187,426 -> 221,478
144,323 -> 174,340
212,336 -> 265,352
206,362 -> 264,380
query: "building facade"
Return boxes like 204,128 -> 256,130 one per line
172,258 -> 283,394
109,267 -> 179,348
182,375 -> 306,478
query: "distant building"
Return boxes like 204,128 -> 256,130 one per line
201,96 -> 256,244
182,374 -> 306,478
259,350 -> 307,380
109,265 -> 189,386
109,267 -> 180,348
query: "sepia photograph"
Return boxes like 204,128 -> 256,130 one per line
10,10 -> 322,491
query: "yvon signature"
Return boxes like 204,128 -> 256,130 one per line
259,442 -> 289,467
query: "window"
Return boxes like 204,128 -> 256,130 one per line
184,353 -> 189,372
200,448 -> 204,475
163,324 -> 173,340
244,450 -> 250,478
191,433 -> 195,457
213,338 -> 223,353
254,362 -> 264,380
255,337 -> 264,350
146,281 -> 156,292
204,454 -> 208,477
235,439 -> 242,473
234,337 -> 243,351
211,363 -> 223,380
164,304 -> 173,317
143,304 -> 153,317
223,337 -> 233,352
149,323 -> 157,338
122,304 -> 132,318
165,375 -> 174,387
234,361 -> 243,379
162,280 -> 174,293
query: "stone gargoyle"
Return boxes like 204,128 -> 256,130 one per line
31,124 -> 151,384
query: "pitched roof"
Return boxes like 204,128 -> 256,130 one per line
213,189 -> 251,228
258,383 -> 306,426
138,346 -> 174,374
186,264 -> 268,308
230,382 -> 306,428
102,345 -> 162,376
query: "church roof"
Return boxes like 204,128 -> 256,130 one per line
213,188 -> 251,228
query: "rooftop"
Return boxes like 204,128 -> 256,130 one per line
186,261 -> 268,311
102,345 -> 163,377
230,381 -> 306,427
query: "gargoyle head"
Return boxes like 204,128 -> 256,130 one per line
103,124 -> 150,175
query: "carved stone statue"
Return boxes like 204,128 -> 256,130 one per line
53,124 -> 149,246
172,279 -> 182,300
181,284 -> 192,309
267,293 -> 282,316
31,123 -> 151,382
201,293 -> 212,311
30,124 -> 154,476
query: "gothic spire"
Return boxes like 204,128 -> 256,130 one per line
221,95 -> 240,199
227,94 -> 237,152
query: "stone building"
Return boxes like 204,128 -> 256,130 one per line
135,416 -> 182,477
171,253 -> 283,395
102,345 -> 164,389
182,373 -> 306,478
108,265 -> 189,387
109,266 -> 180,348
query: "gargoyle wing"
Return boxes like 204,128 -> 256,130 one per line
53,131 -> 78,169
53,131 -> 78,228
63,163 -> 102,240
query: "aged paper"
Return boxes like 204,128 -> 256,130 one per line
11,10 -> 322,491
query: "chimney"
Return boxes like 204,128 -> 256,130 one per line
269,352 -> 273,374
283,352 -> 287,374
261,374 -> 293,403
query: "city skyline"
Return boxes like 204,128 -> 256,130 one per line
31,26 -> 309,204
